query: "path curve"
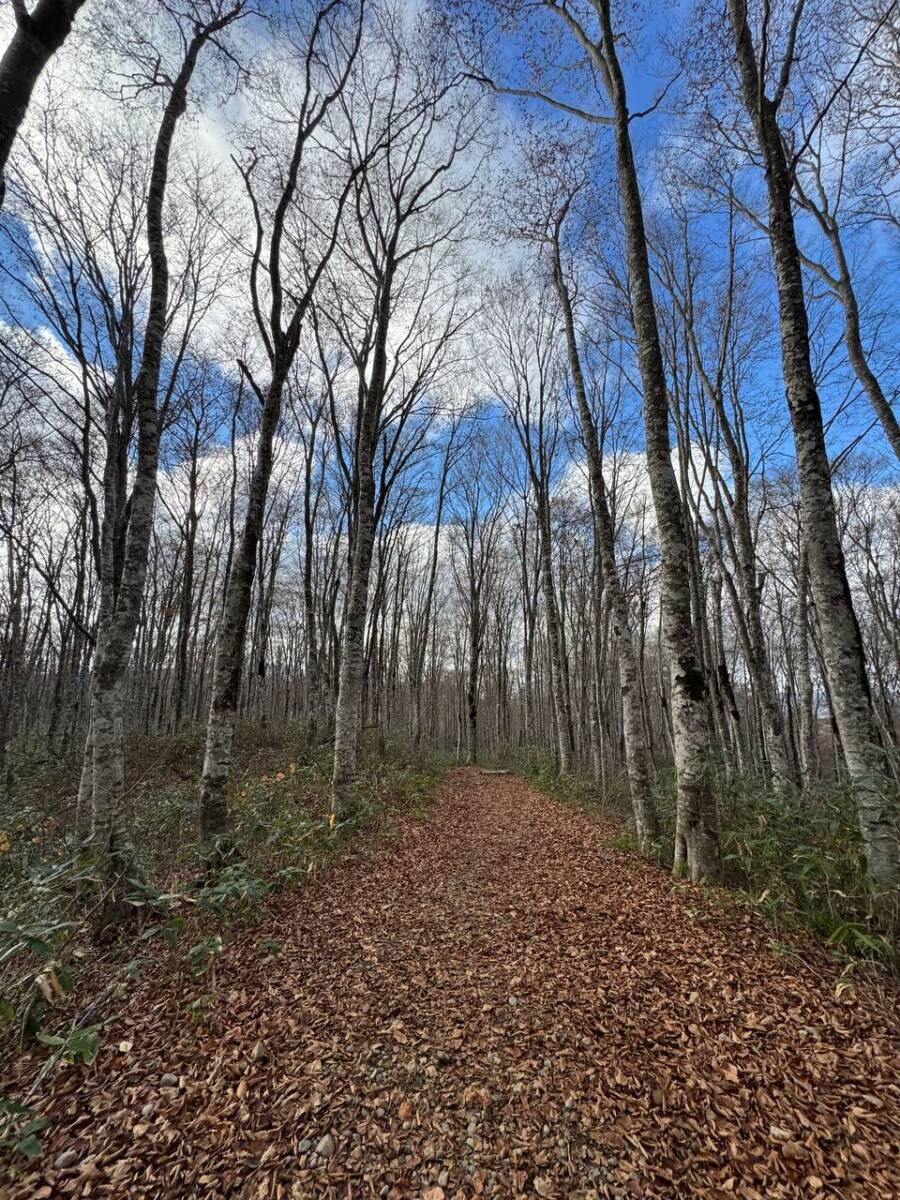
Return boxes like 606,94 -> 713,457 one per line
9,768 -> 900,1199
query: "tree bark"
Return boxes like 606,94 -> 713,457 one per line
795,546 -> 819,789
552,234 -> 659,847
0,0 -> 87,208
465,615 -> 480,765
411,436 -> 453,749
535,493 -> 575,775
331,263 -> 394,816
592,0 -> 720,880
792,176 -> 900,462
173,436 -> 199,730
88,11 -> 242,905
199,362 -> 289,843
727,0 -> 898,892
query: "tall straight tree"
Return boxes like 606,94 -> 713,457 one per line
651,205 -> 796,795
498,129 -> 661,840
325,20 -> 482,816
461,0 -> 721,878
85,0 -> 246,914
725,0 -> 899,893
550,199 -> 660,849
408,422 -> 461,749
448,434 -> 506,765
484,278 -> 576,776
198,0 -> 365,848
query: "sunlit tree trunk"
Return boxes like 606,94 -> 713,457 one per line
727,0 -> 898,892
89,19 -> 238,914
791,174 -> 900,462
331,263 -> 393,815
411,433 -> 454,749
535,493 -> 574,775
591,0 -> 720,879
795,546 -> 819,789
552,232 -> 659,847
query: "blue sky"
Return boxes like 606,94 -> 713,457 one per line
1,0 -> 897,494
466,0 -> 898,481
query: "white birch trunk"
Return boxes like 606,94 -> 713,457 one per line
727,0 -> 898,893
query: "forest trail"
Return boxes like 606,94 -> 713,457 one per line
10,769 -> 900,1200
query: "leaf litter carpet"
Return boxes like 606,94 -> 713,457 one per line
8,768 -> 900,1200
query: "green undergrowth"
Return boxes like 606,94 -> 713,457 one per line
0,726 -> 446,1156
509,751 -> 898,973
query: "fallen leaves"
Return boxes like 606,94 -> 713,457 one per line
4,768 -> 899,1199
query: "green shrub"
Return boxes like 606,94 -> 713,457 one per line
0,725 -> 447,1065
514,752 -> 898,964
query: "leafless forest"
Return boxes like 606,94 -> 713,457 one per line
0,0 -> 899,1189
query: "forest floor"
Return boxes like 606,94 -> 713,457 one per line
5,768 -> 899,1200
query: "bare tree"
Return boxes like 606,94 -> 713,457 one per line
550,202 -> 660,847
725,0 -> 898,893
84,1 -> 247,915
484,277 -> 576,776
324,19 -> 482,815
460,0 -> 721,878
448,434 -> 505,764
198,0 -> 364,848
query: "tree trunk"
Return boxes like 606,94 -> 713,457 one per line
466,620 -> 479,765
173,443 -> 199,731
727,0 -> 898,893
795,546 -> 819,789
411,437 -> 453,749
89,30 -> 219,916
330,261 -> 395,815
331,441 -> 377,812
672,255 -> 795,795
595,0 -> 719,879
553,237 -> 660,848
200,364 -> 289,845
0,0 -> 87,207
301,433 -> 321,746
536,494 -> 574,775
836,269 -> 900,461
793,180 -> 900,462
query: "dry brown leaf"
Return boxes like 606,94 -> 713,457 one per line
8,770 -> 900,1200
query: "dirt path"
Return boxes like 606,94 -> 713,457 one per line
9,769 -> 900,1199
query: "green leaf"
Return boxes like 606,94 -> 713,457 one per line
35,1031 -> 65,1048
14,1133 -> 45,1159
21,1117 -> 52,1136
68,1026 -> 101,1064
0,1098 -> 32,1117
